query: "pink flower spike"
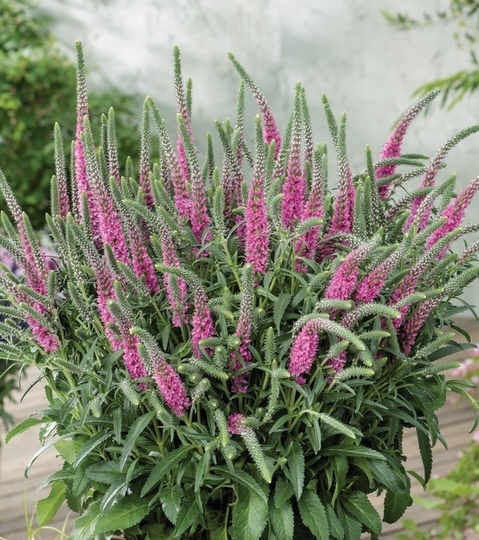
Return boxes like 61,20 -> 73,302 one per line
160,229 -> 188,327
191,289 -> 215,358
400,297 -> 440,355
289,322 -> 320,377
426,176 -> 479,256
325,241 -> 375,300
127,220 -> 159,294
153,361 -> 190,417
228,413 -> 247,435
245,169 -> 269,275
119,324 -> 148,380
282,92 -> 305,229
376,90 -> 439,199
28,316 -> 60,353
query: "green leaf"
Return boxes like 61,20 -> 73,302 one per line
174,492 -> 201,537
417,429 -> 433,485
142,445 -> 193,497
86,461 -> 123,484
342,512 -> 362,540
320,445 -> 387,461
213,467 -> 268,505
274,476 -> 295,509
69,500 -> 101,540
232,485 -> 268,540
73,431 -> 111,467
55,439 -> 77,465
298,490 -> 330,540
36,481 -> 66,526
270,498 -> 294,540
384,489 -> 413,524
5,417 -> 45,444
72,458 -> 94,496
119,410 -> 155,470
341,492 -> 381,535
195,450 -> 211,492
159,484 -> 183,525
326,504 -> 345,540
95,494 -> 150,534
287,441 -> 305,499
369,460 -> 403,492
273,292 -> 291,332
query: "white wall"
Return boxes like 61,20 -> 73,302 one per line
38,0 -> 479,310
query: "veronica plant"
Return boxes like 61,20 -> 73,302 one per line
2,42 -> 479,540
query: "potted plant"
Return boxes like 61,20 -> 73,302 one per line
2,42 -> 479,539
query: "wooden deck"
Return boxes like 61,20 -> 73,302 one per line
1,323 -> 478,539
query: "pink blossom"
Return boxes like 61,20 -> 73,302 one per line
289,323 -> 320,377
27,316 -> 59,353
93,259 -> 119,347
245,169 -> 269,274
295,179 -> 324,272
376,93 -> 436,198
426,177 -> 479,256
127,220 -> 159,294
161,231 -> 188,327
228,413 -> 247,435
153,360 -> 190,417
118,323 -> 148,380
355,249 -> 403,303
400,298 -> 439,355
191,290 -> 215,357
282,117 -> 305,229
329,163 -> 355,237
326,351 -> 347,374
325,242 -> 373,300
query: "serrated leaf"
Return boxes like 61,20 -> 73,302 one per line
160,484 -> 183,525
213,466 -> 268,505
36,481 -> 65,526
72,458 -> 94,496
100,481 -> 128,513
326,504 -> 344,540
174,493 -> 201,537
73,431 -> 111,467
416,429 -> 433,485
342,512 -> 362,540
298,490 -> 329,540
341,492 -> 381,535
270,498 -> 294,540
119,410 -> 155,470
383,489 -> 413,524
69,500 -> 101,540
142,445 -> 193,497
273,292 -> 291,332
95,493 -> 150,534
274,476 -> 295,509
86,460 -> 123,484
5,417 -> 45,444
232,485 -> 268,540
369,460 -> 403,493
320,445 -> 387,461
287,441 -> 305,499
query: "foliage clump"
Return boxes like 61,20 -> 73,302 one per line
2,43 -> 479,539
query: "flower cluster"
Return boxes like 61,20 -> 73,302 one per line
1,44 -> 479,540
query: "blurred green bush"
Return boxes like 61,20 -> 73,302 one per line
0,0 -> 140,229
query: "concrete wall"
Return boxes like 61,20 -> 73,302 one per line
38,0 -> 479,310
